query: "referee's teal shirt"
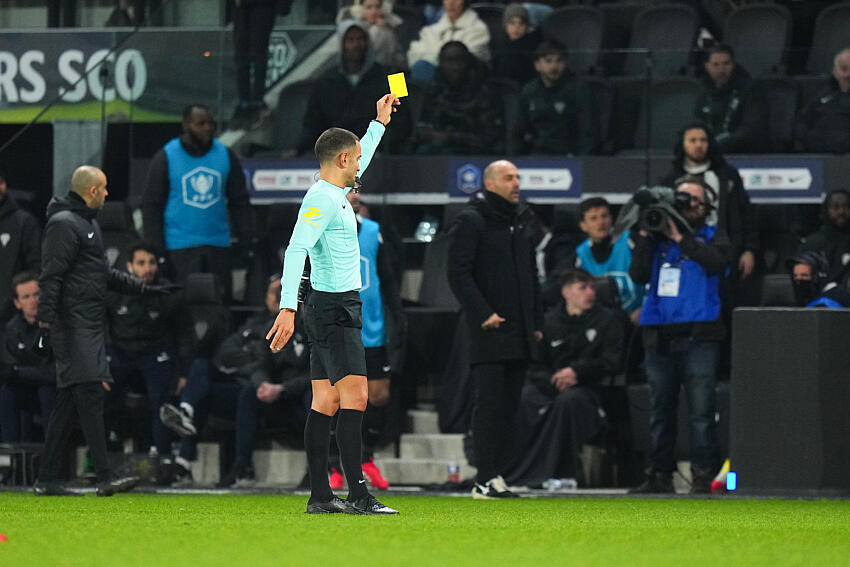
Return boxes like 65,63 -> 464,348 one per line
279,120 -> 386,310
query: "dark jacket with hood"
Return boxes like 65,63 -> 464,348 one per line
659,122 -> 758,264
1,312 -> 55,387
799,193 -> 850,283
299,20 -> 410,155
38,193 -> 145,387
448,191 -> 543,364
0,193 -> 41,320
795,76 -> 850,154
694,65 -> 768,153
517,70 -> 595,155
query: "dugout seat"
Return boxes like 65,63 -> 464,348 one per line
623,3 -> 698,77
723,3 -> 791,77
806,2 -> 850,74
97,200 -> 139,269
542,6 -> 604,76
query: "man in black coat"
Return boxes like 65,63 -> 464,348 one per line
0,272 -> 55,443
35,166 -> 171,497
448,159 -> 542,499
795,47 -> 850,154
799,190 -> 850,285
659,122 -> 758,288
0,170 -> 41,323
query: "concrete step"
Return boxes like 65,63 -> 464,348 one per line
407,409 -> 440,434
374,457 -> 477,485
399,433 -> 466,460
253,446 -> 306,485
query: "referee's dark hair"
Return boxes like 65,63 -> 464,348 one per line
315,127 -> 359,165
560,266 -> 595,288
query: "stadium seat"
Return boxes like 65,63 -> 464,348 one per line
623,3 -> 698,77
593,276 -> 621,310
418,234 -> 460,310
541,6 -> 605,76
271,80 -> 314,155
633,76 -> 701,150
609,76 -> 644,151
392,5 -> 426,52
583,76 -> 615,153
806,1 -> 850,74
760,274 -> 796,307
470,3 -> 504,46
97,200 -> 139,269
723,3 -> 791,77
756,77 -> 799,153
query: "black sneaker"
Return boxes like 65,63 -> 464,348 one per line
159,403 -> 197,437
472,475 -> 519,499
217,463 -> 256,488
629,471 -> 675,494
96,475 -> 139,497
33,482 -> 83,497
306,496 -> 347,514
690,467 -> 714,494
344,493 -> 399,515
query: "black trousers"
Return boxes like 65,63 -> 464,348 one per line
233,2 -> 276,104
39,382 -> 111,483
471,360 -> 528,483
168,245 -> 232,303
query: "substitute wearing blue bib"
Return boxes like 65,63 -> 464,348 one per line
357,216 -> 386,348
163,137 -> 231,250
576,230 -> 645,314
639,225 -> 722,325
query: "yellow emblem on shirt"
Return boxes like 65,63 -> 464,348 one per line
300,207 -> 323,227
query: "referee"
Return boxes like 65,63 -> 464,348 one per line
267,94 -> 399,515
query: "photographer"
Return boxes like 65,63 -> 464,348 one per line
629,176 -> 730,494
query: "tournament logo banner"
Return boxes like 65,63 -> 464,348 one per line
728,157 -> 823,203
448,158 -> 583,201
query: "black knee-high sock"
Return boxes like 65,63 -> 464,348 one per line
336,408 -> 367,500
362,402 -> 388,461
304,409 -> 333,503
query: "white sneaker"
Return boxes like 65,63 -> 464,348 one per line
472,475 -> 519,499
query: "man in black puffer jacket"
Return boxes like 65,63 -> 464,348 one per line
35,166 -> 172,497
448,159 -> 543,499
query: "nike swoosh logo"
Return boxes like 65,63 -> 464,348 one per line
550,339 -> 564,347
358,479 -> 366,484
87,232 -> 94,239
38,336 -> 45,349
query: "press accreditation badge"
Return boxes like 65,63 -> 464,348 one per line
658,263 -> 681,297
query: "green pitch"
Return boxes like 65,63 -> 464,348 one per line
1,493 -> 848,566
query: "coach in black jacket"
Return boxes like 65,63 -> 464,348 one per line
448,159 -> 543,499
35,166 -> 165,497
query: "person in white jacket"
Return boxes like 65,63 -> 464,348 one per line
407,0 -> 490,83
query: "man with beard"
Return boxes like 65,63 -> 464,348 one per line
0,169 -> 41,324
629,176 -> 730,494
105,241 -> 181,459
659,122 -> 758,286
799,190 -> 850,285
694,44 -> 767,154
35,166 -> 173,497
142,104 -> 253,302
447,160 -> 543,499
413,41 -> 503,155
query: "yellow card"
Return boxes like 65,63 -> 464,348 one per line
387,72 -> 408,98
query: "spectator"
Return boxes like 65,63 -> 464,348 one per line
142,104 -> 253,303
299,21 -> 410,156
0,272 -> 55,443
447,159 -> 543,499
516,39 -> 595,156
160,278 -> 310,487
491,3 -> 541,86
575,197 -> 644,324
795,47 -> 850,154
694,43 -> 768,154
629,178 -> 729,494
407,0 -> 490,83
413,41 -> 504,155
506,268 -> 624,488
799,190 -> 850,284
348,190 -> 406,490
659,122 -> 758,284
337,0 -> 406,70
785,251 -> 835,306
104,241 -> 181,459
0,169 -> 41,324
230,0 -> 278,129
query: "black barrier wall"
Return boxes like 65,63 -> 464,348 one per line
731,308 -> 850,494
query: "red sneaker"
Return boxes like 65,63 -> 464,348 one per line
362,458 -> 389,490
329,467 -> 344,491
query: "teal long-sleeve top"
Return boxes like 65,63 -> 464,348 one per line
279,120 -> 386,310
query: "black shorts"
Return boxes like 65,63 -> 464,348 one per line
304,290 -> 367,384
365,346 -> 391,381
